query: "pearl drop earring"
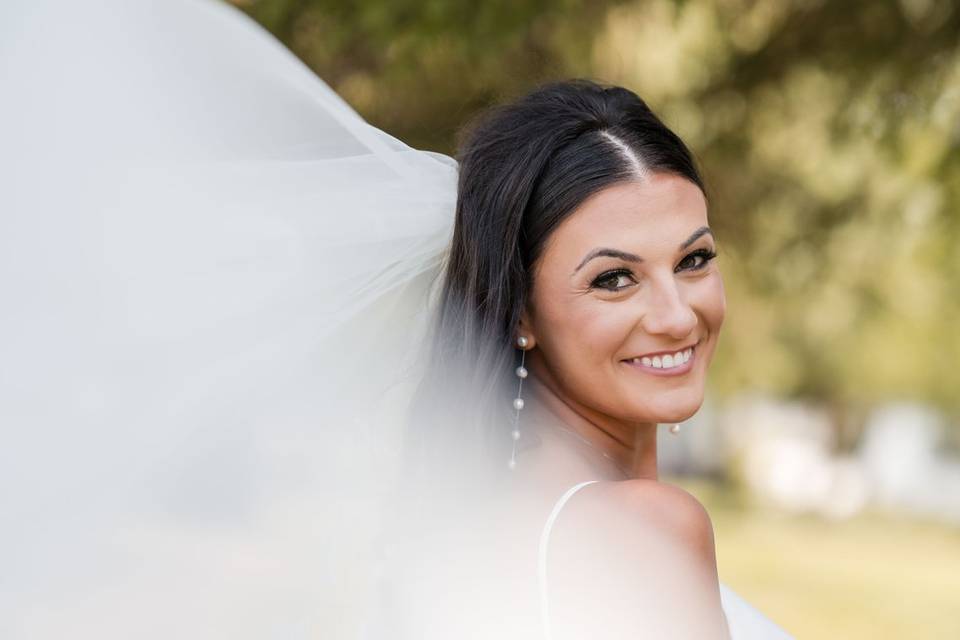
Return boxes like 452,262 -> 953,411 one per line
669,423 -> 681,434
508,335 -> 529,470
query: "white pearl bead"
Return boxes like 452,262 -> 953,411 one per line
516,365 -> 528,378
669,423 -> 680,434
516,335 -> 529,348
511,429 -> 521,441
513,397 -> 524,410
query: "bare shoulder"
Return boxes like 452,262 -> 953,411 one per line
546,479 -> 727,639
601,479 -> 718,562
555,479 -> 716,553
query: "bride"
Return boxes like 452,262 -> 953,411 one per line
0,1 -> 792,639
377,77 -> 792,640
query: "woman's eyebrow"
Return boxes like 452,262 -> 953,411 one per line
572,248 -> 642,275
680,226 -> 713,250
572,226 -> 713,275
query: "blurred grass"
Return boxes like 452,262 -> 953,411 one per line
669,476 -> 960,639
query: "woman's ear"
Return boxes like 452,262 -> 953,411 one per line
516,308 -> 537,350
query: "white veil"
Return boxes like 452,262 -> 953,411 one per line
0,1 -> 455,637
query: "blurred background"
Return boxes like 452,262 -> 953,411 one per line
230,0 -> 960,637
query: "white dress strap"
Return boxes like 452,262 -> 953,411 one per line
538,480 -> 600,640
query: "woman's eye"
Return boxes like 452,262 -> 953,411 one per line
676,248 -> 717,272
591,269 -> 636,291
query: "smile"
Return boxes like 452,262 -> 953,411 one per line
621,343 -> 697,376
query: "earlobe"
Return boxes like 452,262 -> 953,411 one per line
517,310 -> 537,350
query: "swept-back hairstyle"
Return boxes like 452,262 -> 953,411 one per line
405,78 -> 704,483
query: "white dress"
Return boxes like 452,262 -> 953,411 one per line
0,1 -> 791,638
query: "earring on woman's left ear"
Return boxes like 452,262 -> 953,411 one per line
508,335 -> 530,470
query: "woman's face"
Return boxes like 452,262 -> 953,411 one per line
521,173 -> 725,425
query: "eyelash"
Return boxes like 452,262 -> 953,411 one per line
590,248 -> 717,292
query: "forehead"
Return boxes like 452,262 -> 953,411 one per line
544,173 -> 708,259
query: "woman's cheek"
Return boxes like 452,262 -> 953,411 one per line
685,273 -> 725,329
559,305 -> 630,389
568,302 -> 627,358
536,302 -> 606,381
703,273 -> 726,331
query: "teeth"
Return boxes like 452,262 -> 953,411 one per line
629,347 -> 694,369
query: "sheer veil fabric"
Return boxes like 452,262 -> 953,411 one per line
0,1 -> 792,638
2,0 -> 452,637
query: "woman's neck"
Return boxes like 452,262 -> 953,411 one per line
523,367 -> 659,481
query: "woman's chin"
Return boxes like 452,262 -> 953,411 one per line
627,391 -> 704,425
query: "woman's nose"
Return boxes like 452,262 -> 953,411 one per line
639,276 -> 698,339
